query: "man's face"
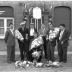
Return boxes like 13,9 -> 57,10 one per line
20,21 -> 26,27
10,24 -> 14,30
59,26 -> 64,31
21,24 -> 25,29
48,22 -> 51,26
49,23 -> 54,30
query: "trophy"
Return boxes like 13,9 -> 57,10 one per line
15,29 -> 24,41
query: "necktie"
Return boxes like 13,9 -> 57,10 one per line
59,30 -> 64,40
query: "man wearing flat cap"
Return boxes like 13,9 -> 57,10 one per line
57,24 -> 70,63
17,20 -> 29,61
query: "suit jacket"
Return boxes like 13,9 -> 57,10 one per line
23,28 -> 30,51
24,28 -> 29,41
38,27 -> 47,36
18,27 -> 25,39
4,30 -> 15,46
18,27 -> 30,43
57,29 -> 70,47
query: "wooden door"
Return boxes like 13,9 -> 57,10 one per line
54,6 -> 71,32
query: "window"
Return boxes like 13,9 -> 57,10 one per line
38,19 -> 41,30
0,18 -> 14,39
30,16 -> 43,31
0,6 -> 14,39
31,18 -> 36,28
31,18 -> 35,24
0,19 -> 4,37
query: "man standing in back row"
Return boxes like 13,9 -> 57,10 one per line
46,21 -> 60,63
18,19 -> 30,61
57,24 -> 70,63
5,23 -> 15,63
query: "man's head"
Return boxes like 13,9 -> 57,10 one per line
48,21 -> 54,30
20,20 -> 26,29
9,23 -> 14,30
59,24 -> 65,31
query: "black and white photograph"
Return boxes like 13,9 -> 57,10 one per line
0,0 -> 72,72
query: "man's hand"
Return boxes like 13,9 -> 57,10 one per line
61,41 -> 63,44
20,38 -> 24,42
46,35 -> 49,40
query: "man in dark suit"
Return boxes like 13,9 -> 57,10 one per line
23,27 -> 30,60
28,23 -> 37,61
5,23 -> 15,63
18,20 -> 26,61
18,19 -> 30,61
46,22 -> 60,63
57,24 -> 70,63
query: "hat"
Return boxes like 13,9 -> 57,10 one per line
20,21 -> 26,25
59,24 -> 65,27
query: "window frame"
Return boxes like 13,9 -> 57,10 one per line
0,17 -> 14,39
30,17 -> 42,31
31,18 -> 36,28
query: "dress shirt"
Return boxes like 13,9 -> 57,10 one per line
59,29 -> 65,40
30,28 -> 34,36
10,29 -> 14,35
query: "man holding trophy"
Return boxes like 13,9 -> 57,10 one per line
15,20 -> 28,61
46,21 -> 60,63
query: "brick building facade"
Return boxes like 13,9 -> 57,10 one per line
0,1 -> 72,51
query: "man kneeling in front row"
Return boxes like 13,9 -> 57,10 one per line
28,32 -> 43,63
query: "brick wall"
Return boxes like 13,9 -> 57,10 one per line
0,1 -> 72,51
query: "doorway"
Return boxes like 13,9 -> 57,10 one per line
54,6 -> 71,32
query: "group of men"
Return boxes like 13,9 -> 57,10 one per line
17,20 -> 38,62
5,19 -> 70,64
47,22 -> 70,63
17,19 -> 70,64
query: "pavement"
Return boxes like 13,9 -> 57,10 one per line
0,52 -> 72,72
0,51 -> 72,55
